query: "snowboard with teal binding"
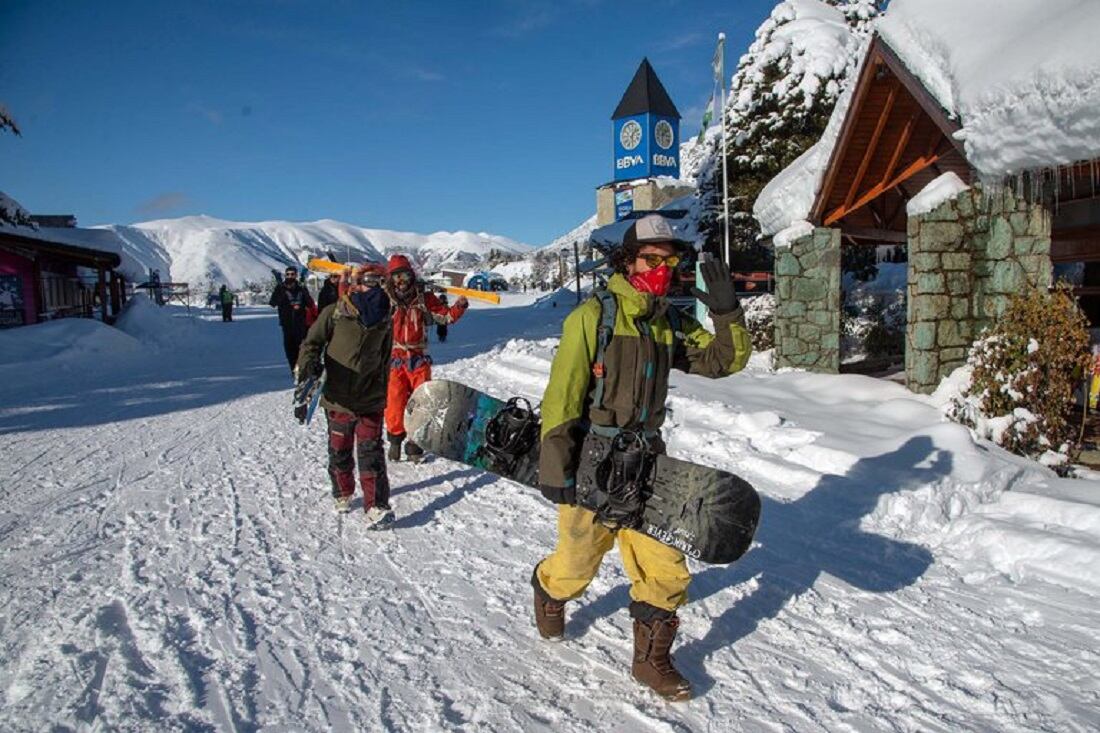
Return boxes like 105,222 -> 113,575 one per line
405,379 -> 760,564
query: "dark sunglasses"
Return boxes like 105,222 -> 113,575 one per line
637,253 -> 681,269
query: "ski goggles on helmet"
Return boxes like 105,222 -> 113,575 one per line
636,252 -> 681,269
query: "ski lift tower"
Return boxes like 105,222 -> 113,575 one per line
596,58 -> 694,226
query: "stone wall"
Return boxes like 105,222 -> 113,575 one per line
774,227 -> 841,372
906,187 -> 1052,393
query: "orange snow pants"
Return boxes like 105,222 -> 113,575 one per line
385,355 -> 432,438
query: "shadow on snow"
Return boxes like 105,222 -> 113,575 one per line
571,436 -> 943,696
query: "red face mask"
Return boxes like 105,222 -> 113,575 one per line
629,265 -> 673,296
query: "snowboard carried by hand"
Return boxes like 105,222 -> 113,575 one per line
293,369 -> 326,426
404,379 -> 761,564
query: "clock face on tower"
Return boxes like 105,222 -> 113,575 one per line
620,120 -> 643,151
655,120 -> 674,150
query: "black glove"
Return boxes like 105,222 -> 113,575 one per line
539,483 -> 576,506
294,403 -> 308,424
299,359 -> 322,382
690,259 -> 739,315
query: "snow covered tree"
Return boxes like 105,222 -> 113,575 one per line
0,104 -> 35,229
696,0 -> 881,267
0,105 -> 19,137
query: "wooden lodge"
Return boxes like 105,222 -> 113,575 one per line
813,35 -> 1100,315
0,226 -> 127,328
763,29 -> 1100,393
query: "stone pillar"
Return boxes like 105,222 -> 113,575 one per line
905,186 -> 1052,393
774,227 -> 841,372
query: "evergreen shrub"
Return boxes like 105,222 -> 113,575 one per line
742,293 -> 775,351
950,284 -> 1090,470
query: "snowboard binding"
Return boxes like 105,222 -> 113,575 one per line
591,430 -> 651,530
479,397 -> 541,475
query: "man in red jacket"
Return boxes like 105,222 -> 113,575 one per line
384,254 -> 468,461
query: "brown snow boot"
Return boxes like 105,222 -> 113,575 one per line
532,570 -> 566,640
632,615 -> 692,701
387,433 -> 403,462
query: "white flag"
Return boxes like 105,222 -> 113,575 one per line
712,34 -> 725,83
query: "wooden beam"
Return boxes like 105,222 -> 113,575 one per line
825,150 -> 944,226
810,39 -> 889,223
874,37 -> 966,158
868,197 -> 885,228
839,226 -> 907,243
842,82 -> 899,211
885,193 -> 907,228
98,267 -> 108,323
881,109 -> 916,187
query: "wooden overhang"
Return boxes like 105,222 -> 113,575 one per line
0,229 -> 122,269
809,35 -> 973,243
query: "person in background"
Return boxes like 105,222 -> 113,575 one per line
318,272 -> 340,312
296,264 -> 395,527
383,255 -> 468,462
219,284 -> 235,322
435,293 -> 449,343
269,266 -> 316,375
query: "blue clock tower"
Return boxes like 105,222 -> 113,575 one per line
611,58 -> 681,183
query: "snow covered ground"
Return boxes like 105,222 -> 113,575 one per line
2,294 -> 1099,731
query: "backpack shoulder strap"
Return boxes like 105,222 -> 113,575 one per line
591,289 -> 617,410
665,303 -> 683,363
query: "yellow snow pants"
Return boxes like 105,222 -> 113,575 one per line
536,504 -> 690,612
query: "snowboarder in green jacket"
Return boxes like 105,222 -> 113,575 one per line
532,213 -> 752,701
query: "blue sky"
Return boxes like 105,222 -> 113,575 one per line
1,0 -> 776,244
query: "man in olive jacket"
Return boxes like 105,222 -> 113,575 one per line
532,214 -> 752,701
296,265 -> 395,527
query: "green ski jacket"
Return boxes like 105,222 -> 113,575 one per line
538,273 -> 752,494
298,298 -> 393,416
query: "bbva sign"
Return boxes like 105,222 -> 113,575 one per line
616,153 -> 677,170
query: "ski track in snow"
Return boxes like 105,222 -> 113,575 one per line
0,302 -> 1098,731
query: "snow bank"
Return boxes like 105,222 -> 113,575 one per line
0,317 -> 140,367
906,171 -> 970,217
879,0 -> 1100,176
114,297 -> 211,350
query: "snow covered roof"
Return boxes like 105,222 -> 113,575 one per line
755,0 -> 1100,238
878,0 -> 1100,177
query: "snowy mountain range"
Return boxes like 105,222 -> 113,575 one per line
83,215 -> 535,290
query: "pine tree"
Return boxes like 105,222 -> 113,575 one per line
0,105 -> 19,137
0,104 -> 34,228
696,0 -> 881,268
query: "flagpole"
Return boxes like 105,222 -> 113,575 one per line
717,32 -> 730,267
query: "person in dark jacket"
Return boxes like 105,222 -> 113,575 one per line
435,293 -> 449,343
296,264 -> 395,526
317,273 -> 340,313
269,266 -> 316,375
219,284 -> 235,322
